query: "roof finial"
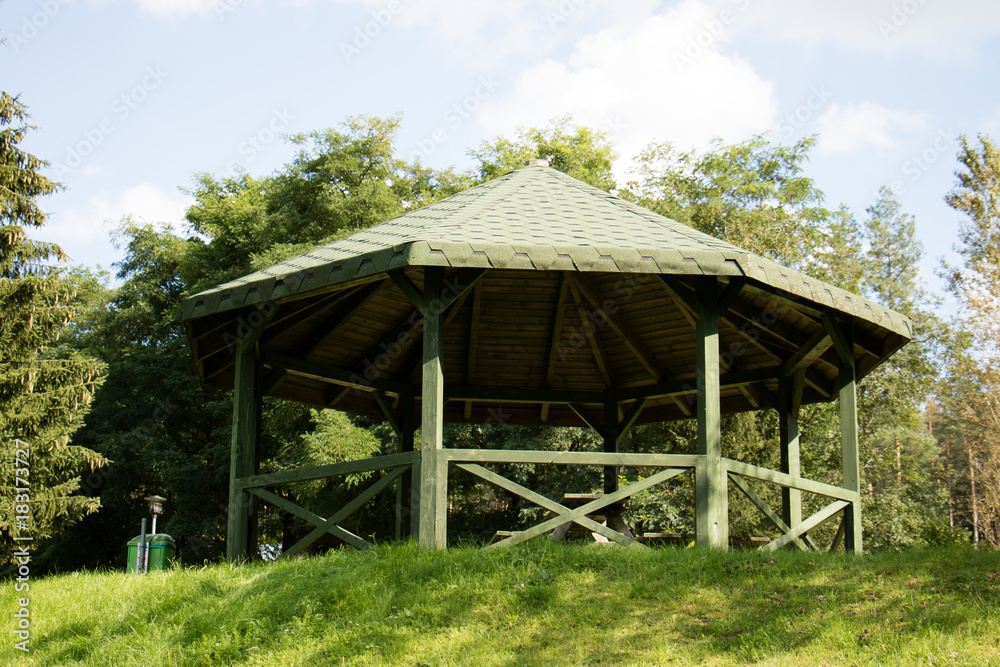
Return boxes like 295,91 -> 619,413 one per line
525,158 -> 549,167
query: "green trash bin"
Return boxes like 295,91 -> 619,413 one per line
126,534 -> 176,572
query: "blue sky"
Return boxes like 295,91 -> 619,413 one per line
3,0 -> 999,304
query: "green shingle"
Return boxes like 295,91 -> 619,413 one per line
182,164 -> 911,338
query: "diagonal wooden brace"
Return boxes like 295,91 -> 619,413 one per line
762,500 -> 849,552
729,473 -> 810,551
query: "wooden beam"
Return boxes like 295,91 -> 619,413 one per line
779,370 -> 805,546
240,451 -> 418,488
569,403 -> 603,432
227,324 -> 265,562
260,288 -> 359,345
396,389 -> 416,540
617,398 -> 648,440
544,273 -> 571,388
300,280 -> 385,358
264,352 -> 411,397
693,277 -> 727,549
248,488 -> 370,553
722,459 -> 859,502
567,279 -> 615,387
442,449 -> 704,468
762,501 -> 849,552
657,276 -> 697,329
833,319 -> 862,553
780,328 -> 833,377
280,466 -> 408,557
374,391 -> 401,437
261,369 -> 287,395
603,391 -> 618,494
728,473 -> 809,551
325,386 -> 350,409
446,386 -> 605,405
466,282 -> 483,420
396,273 -> 482,385
488,467 -> 687,549
388,269 -> 423,307
571,273 -> 667,382
419,266 -> 447,550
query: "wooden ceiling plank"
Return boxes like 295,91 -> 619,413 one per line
261,288 -> 361,344
571,273 -> 666,382
300,280 -> 385,359
568,279 -> 615,388
544,273 -> 571,388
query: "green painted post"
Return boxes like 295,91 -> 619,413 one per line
837,325 -> 863,553
419,267 -> 447,549
603,391 -> 618,495
396,390 -> 416,540
228,336 -> 262,562
694,278 -> 728,549
779,372 -> 804,533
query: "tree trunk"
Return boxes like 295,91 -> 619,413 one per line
969,439 -> 979,548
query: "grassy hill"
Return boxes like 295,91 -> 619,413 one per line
3,542 -> 999,666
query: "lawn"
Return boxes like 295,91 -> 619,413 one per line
2,543 -> 999,665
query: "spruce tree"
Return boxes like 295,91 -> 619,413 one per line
0,91 -> 107,561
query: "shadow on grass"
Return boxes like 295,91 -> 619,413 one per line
25,542 -> 1000,666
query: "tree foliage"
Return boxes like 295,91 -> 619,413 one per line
0,93 -> 107,561
36,117 -> 967,567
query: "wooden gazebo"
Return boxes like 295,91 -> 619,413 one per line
182,160 -> 911,560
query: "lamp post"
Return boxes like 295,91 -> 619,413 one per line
145,495 -> 166,535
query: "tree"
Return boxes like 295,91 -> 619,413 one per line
938,133 -> 1000,547
625,136 -> 829,269
469,115 -> 618,190
0,92 -> 107,562
42,116 -> 469,569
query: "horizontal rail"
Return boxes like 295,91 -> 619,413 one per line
239,451 -> 418,489
443,449 -> 703,468
724,459 -> 859,503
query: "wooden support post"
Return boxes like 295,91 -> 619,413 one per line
779,371 -> 804,538
395,389 -> 416,540
693,278 -> 728,549
603,391 -> 618,494
227,315 -> 267,562
419,267 -> 448,550
835,324 -> 862,553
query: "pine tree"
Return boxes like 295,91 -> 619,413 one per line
0,92 -> 107,561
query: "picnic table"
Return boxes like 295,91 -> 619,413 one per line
548,493 -> 635,542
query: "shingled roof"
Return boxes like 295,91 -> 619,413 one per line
183,163 -> 912,426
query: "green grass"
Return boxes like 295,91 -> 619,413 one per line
3,543 -> 999,666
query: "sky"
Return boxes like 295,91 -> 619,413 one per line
3,0 -> 1000,304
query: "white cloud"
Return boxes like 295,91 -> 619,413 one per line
98,0 -> 241,19
42,184 -> 193,253
731,0 -> 1000,60
477,1 -> 776,165
815,102 -> 928,155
